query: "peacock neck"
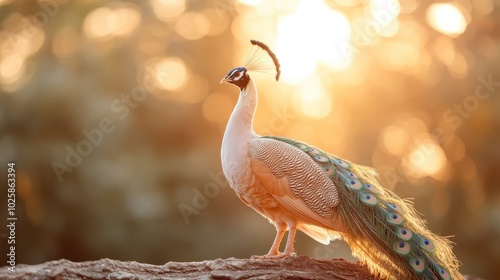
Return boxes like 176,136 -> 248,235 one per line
221,77 -> 259,189
228,78 -> 258,136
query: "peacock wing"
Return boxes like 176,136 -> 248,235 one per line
248,137 -> 339,224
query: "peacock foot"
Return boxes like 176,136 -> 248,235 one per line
251,251 -> 297,259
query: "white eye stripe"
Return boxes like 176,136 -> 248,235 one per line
233,70 -> 244,81
227,69 -> 238,77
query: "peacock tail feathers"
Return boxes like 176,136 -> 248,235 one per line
262,135 -> 462,280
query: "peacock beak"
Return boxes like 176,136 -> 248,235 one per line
220,77 -> 230,84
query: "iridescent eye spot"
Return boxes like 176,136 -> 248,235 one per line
345,178 -> 362,190
364,183 -> 378,194
347,172 -> 358,178
394,241 -> 410,255
436,266 -> 451,280
386,212 -> 404,225
420,237 -> 435,251
386,202 -> 402,212
360,192 -> 378,206
339,170 -> 358,181
410,257 -> 425,272
334,159 -> 350,168
397,227 -> 412,241
314,155 -> 329,163
323,165 -> 335,176
309,148 -> 320,155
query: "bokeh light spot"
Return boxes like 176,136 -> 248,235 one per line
0,54 -> 25,83
406,139 -> 447,179
0,13 -> 45,91
175,12 -> 211,41
202,8 -> 230,36
426,3 -> 467,37
83,3 -> 141,40
381,125 -> 409,156
150,0 -> 186,22
154,57 -> 187,91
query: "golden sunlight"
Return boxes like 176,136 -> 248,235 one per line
426,3 -> 467,37
275,0 -> 351,83
293,76 -> 331,119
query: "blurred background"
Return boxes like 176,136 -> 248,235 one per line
0,0 -> 499,278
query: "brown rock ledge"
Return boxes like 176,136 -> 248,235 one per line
0,256 -> 375,280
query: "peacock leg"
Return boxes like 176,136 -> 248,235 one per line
252,222 -> 286,259
282,225 -> 297,257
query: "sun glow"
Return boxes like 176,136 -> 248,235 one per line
293,76 -> 332,119
275,0 -> 351,83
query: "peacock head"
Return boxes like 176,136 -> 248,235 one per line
220,67 -> 250,90
220,40 -> 279,91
